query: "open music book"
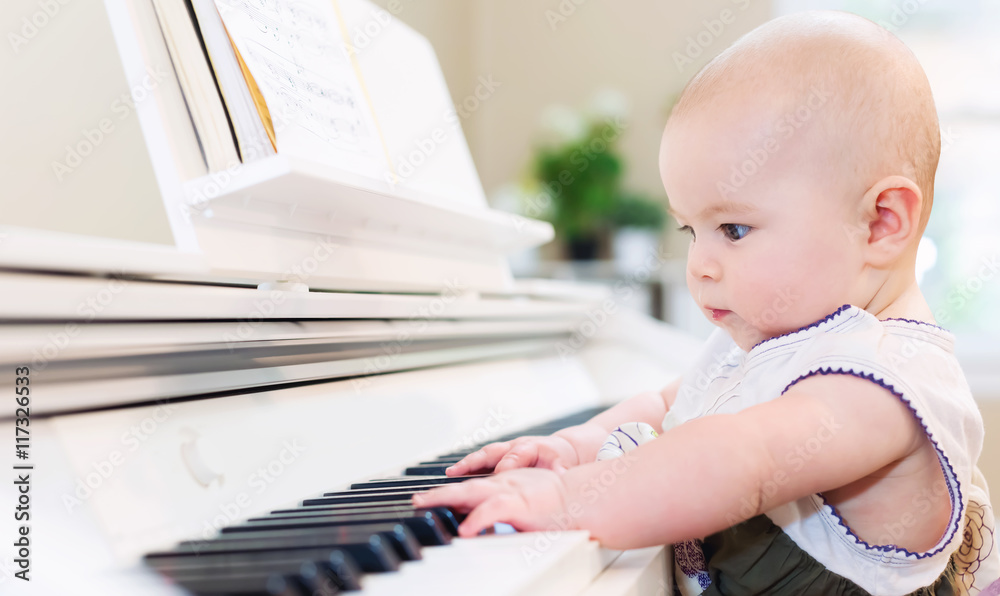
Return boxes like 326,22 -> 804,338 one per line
153,0 -> 415,185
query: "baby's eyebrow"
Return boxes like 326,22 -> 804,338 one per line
667,201 -> 757,220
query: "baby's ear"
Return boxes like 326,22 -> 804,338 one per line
860,175 -> 923,267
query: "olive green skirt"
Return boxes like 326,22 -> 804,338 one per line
689,514 -> 962,596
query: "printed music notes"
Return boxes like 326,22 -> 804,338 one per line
213,0 -> 389,180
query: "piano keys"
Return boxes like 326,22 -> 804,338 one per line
143,407 -> 606,594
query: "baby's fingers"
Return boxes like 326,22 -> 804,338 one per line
413,478 -> 497,512
456,493 -> 530,538
493,443 -> 540,473
535,445 -> 572,474
446,442 -> 511,477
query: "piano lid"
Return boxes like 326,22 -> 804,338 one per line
0,0 -> 551,294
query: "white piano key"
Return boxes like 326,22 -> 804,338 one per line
580,545 -> 673,596
357,531 -> 623,596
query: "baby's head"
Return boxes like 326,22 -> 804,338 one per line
659,11 -> 940,351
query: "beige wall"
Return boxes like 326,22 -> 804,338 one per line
0,0 -> 176,246
373,0 -> 773,205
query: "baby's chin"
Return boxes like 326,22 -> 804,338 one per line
714,314 -> 773,352
730,334 -> 765,353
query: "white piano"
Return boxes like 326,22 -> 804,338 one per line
0,0 -> 701,593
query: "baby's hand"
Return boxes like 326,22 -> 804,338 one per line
445,435 -> 579,477
414,468 -> 572,537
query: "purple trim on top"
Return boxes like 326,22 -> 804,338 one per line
748,311 -> 865,366
882,317 -> 951,333
748,304 -> 854,353
781,367 -> 963,560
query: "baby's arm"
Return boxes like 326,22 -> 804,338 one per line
445,377 -> 683,476
418,372 -> 924,549
557,376 -> 683,463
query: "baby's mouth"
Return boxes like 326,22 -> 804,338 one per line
709,308 -> 731,321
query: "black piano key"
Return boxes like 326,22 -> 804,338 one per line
349,475 -> 486,490
180,523 -> 422,564
276,502 -> 418,514
157,552 -> 361,593
146,548 -> 340,570
319,485 -> 440,497
263,505 -> 462,535
146,549 -> 363,590
172,560 -> 345,596
417,456 -> 464,464
303,490 -> 423,505
169,572 -> 304,596
234,511 -> 428,531
266,504 -> 422,519
151,531 -> 400,573
227,510 -> 451,546
402,464 -> 451,476
173,525 -> 391,550
312,550 -> 362,592
295,561 -> 343,596
301,492 -> 411,505
323,480 -> 468,497
426,507 -> 462,534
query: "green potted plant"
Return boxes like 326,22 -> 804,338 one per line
529,94 -> 665,260
531,119 -> 623,259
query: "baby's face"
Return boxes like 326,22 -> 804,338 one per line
660,100 -> 865,351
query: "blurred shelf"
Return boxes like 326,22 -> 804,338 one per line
511,258 -> 714,339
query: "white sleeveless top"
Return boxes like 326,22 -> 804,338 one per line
665,304 -> 999,596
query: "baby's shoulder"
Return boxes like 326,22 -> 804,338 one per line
792,306 -> 959,376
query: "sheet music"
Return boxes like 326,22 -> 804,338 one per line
213,0 -> 390,180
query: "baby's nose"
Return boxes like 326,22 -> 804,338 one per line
687,248 -> 722,281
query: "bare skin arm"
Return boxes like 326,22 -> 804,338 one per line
445,376 -> 683,476
418,372 -> 926,549
554,376 -> 682,462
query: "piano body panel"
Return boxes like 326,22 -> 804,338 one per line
574,306 -> 704,402
0,270 -> 595,322
1,310 -> 696,594
0,416 -> 186,595
0,270 -> 614,415
25,337 -> 564,416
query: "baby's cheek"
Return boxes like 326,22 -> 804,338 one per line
736,263 -> 802,328
765,260 -> 839,327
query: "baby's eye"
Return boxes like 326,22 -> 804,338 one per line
720,224 -> 751,241
676,225 -> 694,239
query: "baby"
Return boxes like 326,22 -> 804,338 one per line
416,11 -> 999,595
